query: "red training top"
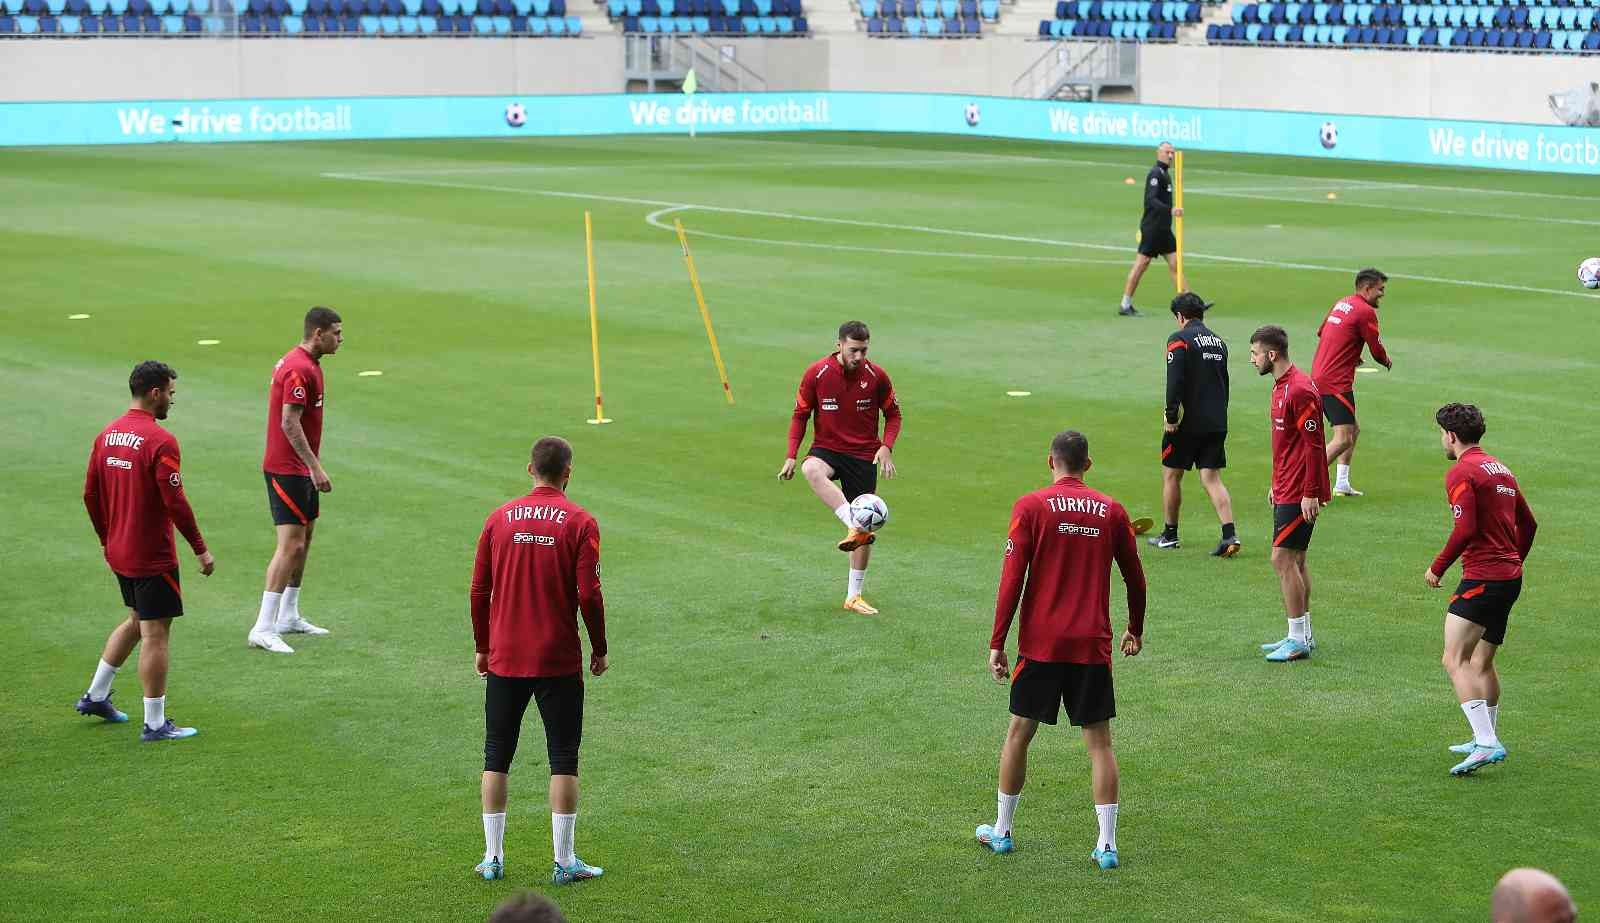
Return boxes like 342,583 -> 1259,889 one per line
1269,365 -> 1331,505
1311,294 -> 1389,395
83,408 -> 207,578
991,476 -> 1147,665
471,486 -> 606,678
1431,446 -> 1538,581
787,354 -> 902,463
263,346 -> 326,476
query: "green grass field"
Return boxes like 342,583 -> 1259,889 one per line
2,131 -> 1595,922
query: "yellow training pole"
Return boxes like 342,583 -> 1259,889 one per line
585,211 -> 612,424
1173,149 -> 1186,292
674,218 -> 734,405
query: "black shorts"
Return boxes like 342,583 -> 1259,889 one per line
116,569 -> 183,620
483,672 -> 584,776
1449,577 -> 1522,646
265,472 -> 319,526
1009,658 -> 1115,727
1321,391 -> 1357,427
806,446 -> 878,502
1137,225 -> 1176,258
1161,430 -> 1227,471
1271,502 -> 1315,551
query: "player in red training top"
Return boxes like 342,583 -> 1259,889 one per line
249,306 -> 342,654
1249,325 -> 1330,663
1311,268 -> 1392,497
471,436 -> 609,886
79,361 -> 215,742
777,320 -> 903,616
1424,403 -> 1537,777
977,430 -> 1146,870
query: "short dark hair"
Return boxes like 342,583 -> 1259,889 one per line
838,320 -> 870,343
304,305 -> 342,338
530,436 -> 573,482
1354,268 -> 1388,290
487,893 -> 568,923
1051,430 -> 1089,473
128,360 -> 176,397
1250,324 -> 1289,355
1436,403 -> 1486,445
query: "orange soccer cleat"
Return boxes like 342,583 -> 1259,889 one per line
843,595 -> 879,616
838,528 -> 877,552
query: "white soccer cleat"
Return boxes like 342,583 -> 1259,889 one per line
278,617 -> 329,636
248,630 -> 295,654
1332,485 -> 1364,497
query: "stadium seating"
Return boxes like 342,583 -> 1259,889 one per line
1209,1 -> 1600,53
860,0 -> 995,38
1039,0 -> 1196,41
610,0 -> 808,35
0,0 -> 585,31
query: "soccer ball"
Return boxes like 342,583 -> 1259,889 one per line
505,103 -> 527,128
849,494 -> 888,533
1578,257 -> 1600,289
1318,121 -> 1338,150
964,103 -> 981,128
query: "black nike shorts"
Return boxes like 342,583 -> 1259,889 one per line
265,472 -> 319,527
1138,226 -> 1176,258
1272,502 -> 1315,551
115,568 -> 183,620
1161,430 -> 1227,471
806,446 -> 878,502
483,672 -> 584,776
1321,391 -> 1357,427
1448,577 -> 1521,646
1009,658 -> 1115,727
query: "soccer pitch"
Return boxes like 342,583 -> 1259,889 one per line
1,131 -> 1595,922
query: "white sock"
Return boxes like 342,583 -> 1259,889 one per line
277,586 -> 302,627
1095,803 -> 1119,852
482,812 -> 506,862
1488,703 -> 1499,733
1462,699 -> 1497,747
1303,611 -> 1313,642
552,813 -> 576,867
87,659 -> 119,702
254,592 -> 282,634
995,791 -> 1019,837
1120,294 -> 1133,309
1335,463 -> 1351,487
848,569 -> 867,599
143,695 -> 165,729
834,503 -> 854,528
1288,616 -> 1309,644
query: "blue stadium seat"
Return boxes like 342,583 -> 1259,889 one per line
0,8 -> 11,23
903,11 -> 918,28
979,0 -> 995,17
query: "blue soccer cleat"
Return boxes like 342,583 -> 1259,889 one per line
1450,740 -> 1506,756
1091,847 -> 1119,869
140,719 -> 198,742
1265,638 -> 1311,662
1260,636 -> 1317,652
552,857 -> 603,885
474,857 -> 503,881
75,693 -> 129,723
1450,744 -> 1507,776
975,824 -> 1014,855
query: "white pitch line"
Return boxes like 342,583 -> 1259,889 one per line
339,154 -> 1055,179
643,205 -> 1131,265
1194,187 -> 1600,228
322,172 -> 1592,300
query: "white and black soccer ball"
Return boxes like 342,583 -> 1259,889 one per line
505,102 -> 527,128
1579,256 -> 1600,290
964,102 -> 981,128
1318,121 -> 1338,150
849,493 -> 889,532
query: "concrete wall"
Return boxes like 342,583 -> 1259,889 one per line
1136,43 -> 1595,124
0,34 -> 1592,126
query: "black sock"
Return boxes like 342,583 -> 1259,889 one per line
1222,522 -> 1236,540
1163,523 -> 1178,539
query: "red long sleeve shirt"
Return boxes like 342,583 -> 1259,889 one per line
83,409 -> 207,577
263,346 -> 325,476
1269,365 -> 1331,505
1311,294 -> 1389,395
1431,447 -> 1537,581
991,476 -> 1147,665
470,486 -> 606,678
786,355 -> 902,463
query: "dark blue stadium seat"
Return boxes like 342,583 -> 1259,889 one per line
1420,25 -> 1435,43
959,0 -> 973,18
1586,30 -> 1600,50
884,12 -> 899,29
1287,23 -> 1301,39
1516,28 -> 1533,46
866,14 -> 879,29
960,15 -> 974,31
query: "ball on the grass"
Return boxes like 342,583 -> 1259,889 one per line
1578,257 -> 1600,290
849,494 -> 888,532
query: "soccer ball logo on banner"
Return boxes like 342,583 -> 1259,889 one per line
1319,121 -> 1339,150
506,103 -> 527,128
964,103 -> 981,128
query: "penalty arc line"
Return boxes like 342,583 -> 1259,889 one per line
321,172 -> 1594,300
